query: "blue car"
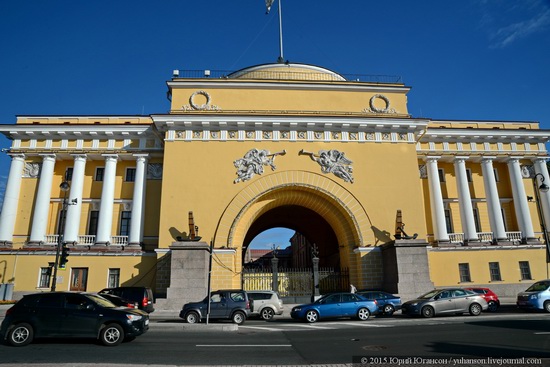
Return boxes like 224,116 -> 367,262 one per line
357,291 -> 401,316
290,292 -> 378,323
517,279 -> 550,312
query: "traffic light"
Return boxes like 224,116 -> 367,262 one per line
59,243 -> 69,269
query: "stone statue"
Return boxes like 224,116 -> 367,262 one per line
300,149 -> 354,183
233,149 -> 286,183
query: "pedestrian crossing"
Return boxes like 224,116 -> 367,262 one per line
239,321 -> 395,332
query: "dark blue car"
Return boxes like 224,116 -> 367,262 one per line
290,292 -> 378,323
357,291 -> 402,316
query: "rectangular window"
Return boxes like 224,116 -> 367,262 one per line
473,207 -> 481,233
438,168 -> 446,183
459,263 -> 471,282
38,267 -> 51,288
489,262 -> 502,281
519,261 -> 532,280
444,209 -> 453,233
65,167 -> 73,181
70,268 -> 88,292
466,168 -> 473,183
95,167 -> 105,181
125,168 -> 136,182
108,268 -> 120,288
120,211 -> 131,236
88,211 -> 99,236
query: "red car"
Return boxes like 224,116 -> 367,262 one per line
464,287 -> 500,312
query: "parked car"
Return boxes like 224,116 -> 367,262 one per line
99,286 -> 154,313
464,287 -> 500,312
517,279 -> 550,312
179,289 -> 252,324
97,293 -> 138,309
290,292 -> 378,323
247,290 -> 284,320
357,290 -> 401,316
401,288 -> 488,318
0,291 -> 149,347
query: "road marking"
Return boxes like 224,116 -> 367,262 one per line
282,323 -> 333,329
239,325 -> 286,331
196,344 -> 292,347
534,332 -> 550,334
330,322 -> 394,328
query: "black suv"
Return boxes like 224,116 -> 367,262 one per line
99,287 -> 154,313
0,292 -> 149,347
180,289 -> 252,324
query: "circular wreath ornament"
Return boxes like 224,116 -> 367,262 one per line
189,90 -> 211,110
369,94 -> 391,113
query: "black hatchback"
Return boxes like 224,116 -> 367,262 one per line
1,292 -> 149,347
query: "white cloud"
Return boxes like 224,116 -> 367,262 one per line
490,8 -> 550,48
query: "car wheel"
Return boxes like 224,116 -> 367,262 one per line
260,308 -> 275,321
357,307 -> 370,321
544,301 -> 550,313
186,311 -> 200,324
487,300 -> 499,312
100,323 -> 124,346
383,304 -> 395,316
469,303 -> 482,316
232,311 -> 246,325
7,323 -> 34,347
421,305 -> 434,318
305,310 -> 319,323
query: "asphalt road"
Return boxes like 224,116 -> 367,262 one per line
1,310 -> 550,366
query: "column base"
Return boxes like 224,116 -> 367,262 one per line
126,242 -> 142,248
92,242 -> 109,246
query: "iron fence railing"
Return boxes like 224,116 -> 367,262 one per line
242,267 -> 349,297
173,69 -> 403,84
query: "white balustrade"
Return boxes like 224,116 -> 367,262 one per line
111,236 -> 128,246
448,233 -> 464,243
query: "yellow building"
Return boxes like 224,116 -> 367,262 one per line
0,62 -> 549,305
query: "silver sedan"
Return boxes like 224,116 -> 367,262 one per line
401,288 -> 488,318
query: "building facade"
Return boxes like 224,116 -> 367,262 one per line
0,62 -> 549,304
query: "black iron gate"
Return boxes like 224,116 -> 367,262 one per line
242,267 -> 349,297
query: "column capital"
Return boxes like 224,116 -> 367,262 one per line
101,154 -> 119,161
453,156 -> 470,162
506,156 -> 524,163
423,156 -> 441,163
532,157 -> 549,164
70,154 -> 87,161
38,153 -> 56,160
8,153 -> 25,160
481,156 -> 497,163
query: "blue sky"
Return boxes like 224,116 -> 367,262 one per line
1,0 -> 549,249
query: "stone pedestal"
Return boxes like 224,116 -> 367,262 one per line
380,239 -> 434,301
160,241 -> 210,310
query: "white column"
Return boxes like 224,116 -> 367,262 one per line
532,158 -> 550,230
507,157 -> 535,240
0,154 -> 26,245
129,155 -> 148,246
95,154 -> 118,245
480,158 -> 507,240
454,157 -> 478,242
29,154 -> 56,244
425,156 -> 449,242
64,155 -> 87,243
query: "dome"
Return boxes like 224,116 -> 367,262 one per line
227,63 -> 347,82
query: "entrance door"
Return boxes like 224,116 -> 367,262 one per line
70,268 -> 88,291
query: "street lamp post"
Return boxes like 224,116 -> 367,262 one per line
532,173 -> 550,263
51,181 -> 70,291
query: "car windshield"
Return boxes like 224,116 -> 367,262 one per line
87,294 -> 117,308
418,290 -> 440,299
526,281 -> 550,292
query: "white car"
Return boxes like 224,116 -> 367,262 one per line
247,290 -> 284,320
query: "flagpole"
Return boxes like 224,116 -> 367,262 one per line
277,0 -> 284,63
